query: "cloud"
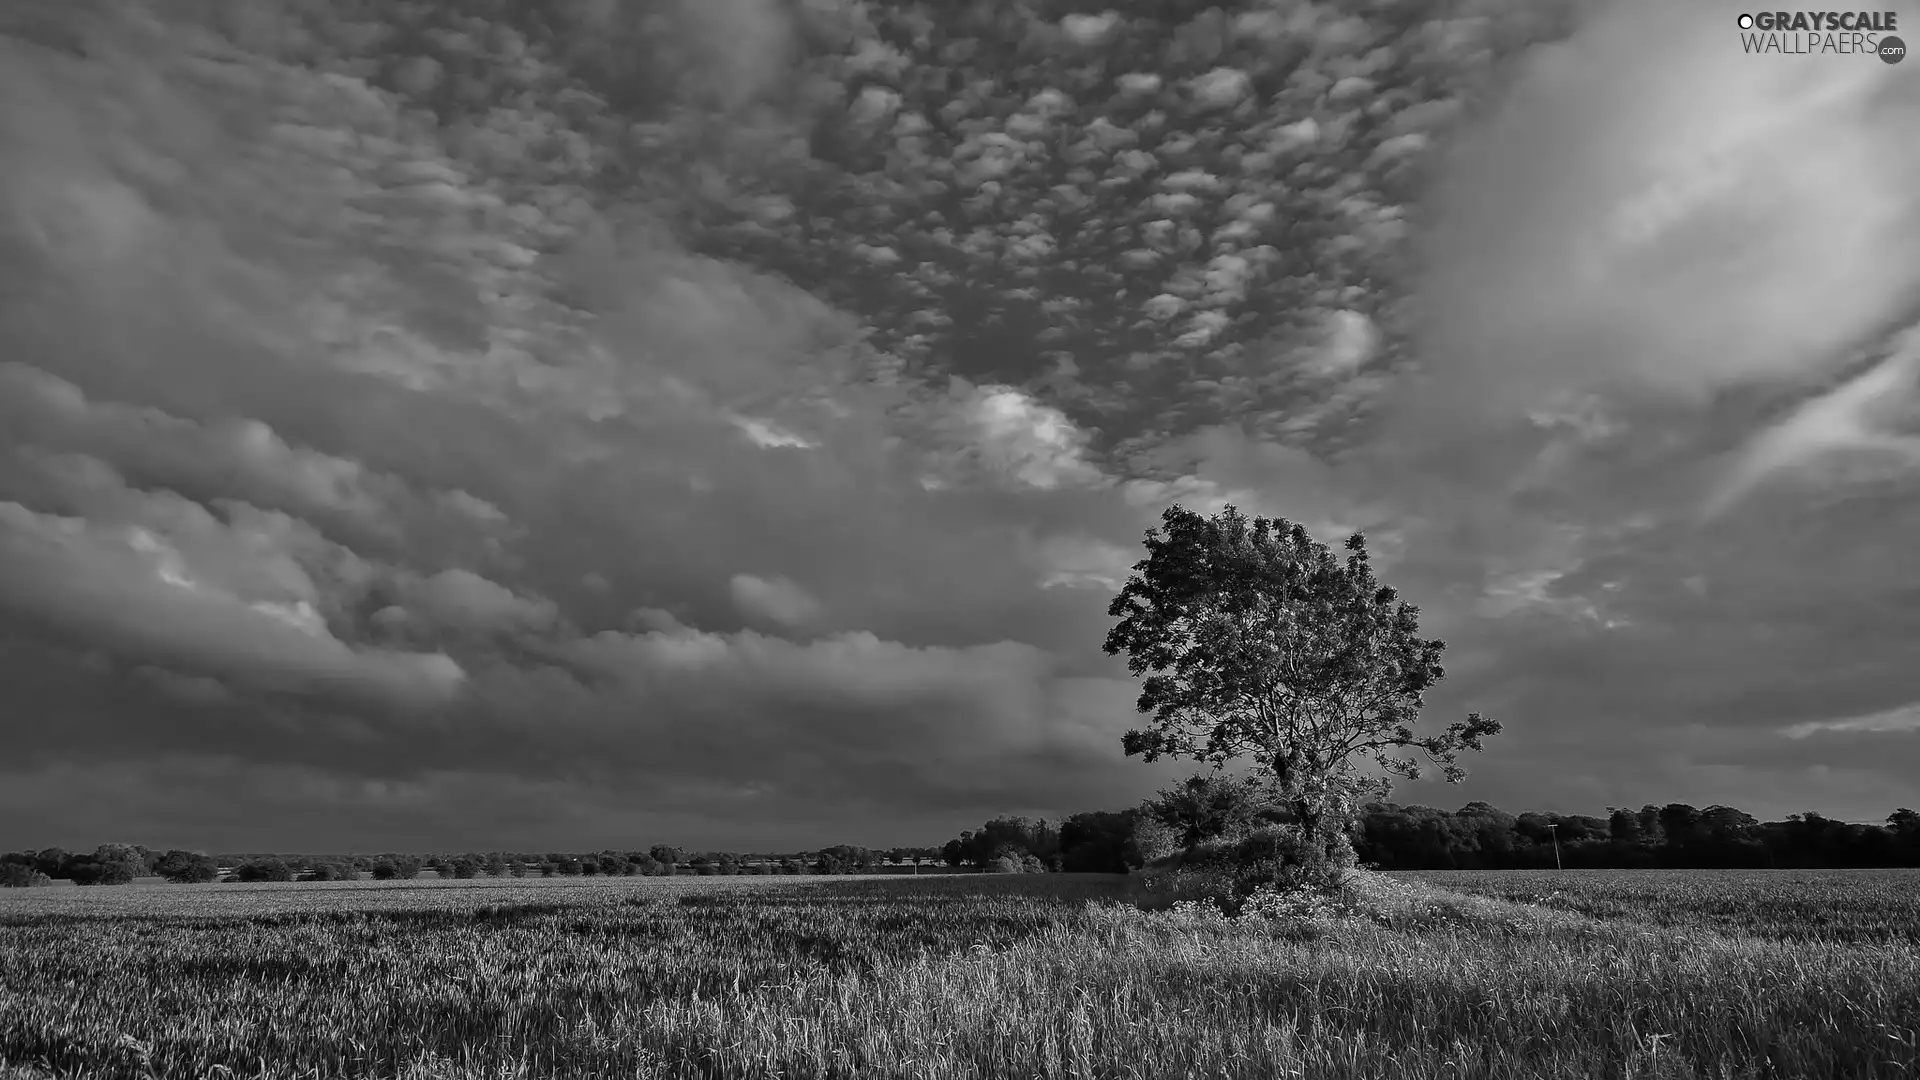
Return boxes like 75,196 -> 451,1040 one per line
389,568 -> 559,636
8,0 -> 1920,853
729,573 -> 821,627
1782,701 -> 1920,741
918,384 -> 1109,491
0,492 -> 463,710
1405,0 -> 1920,491
1705,331 -> 1920,516
0,362 -> 508,549
1036,535 -> 1137,592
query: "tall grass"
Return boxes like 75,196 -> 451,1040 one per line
3,871 -> 1916,1078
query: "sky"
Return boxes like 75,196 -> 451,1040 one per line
2,0 -> 1918,853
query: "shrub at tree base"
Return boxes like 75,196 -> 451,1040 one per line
1126,823 -> 1360,915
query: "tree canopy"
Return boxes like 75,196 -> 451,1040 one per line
1105,505 -> 1501,870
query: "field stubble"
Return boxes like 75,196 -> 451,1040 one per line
1,869 -> 1916,1079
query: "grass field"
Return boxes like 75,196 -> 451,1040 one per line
1402,867 -> 1920,945
3,869 -> 1918,1079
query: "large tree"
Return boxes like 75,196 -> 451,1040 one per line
1104,505 -> 1500,877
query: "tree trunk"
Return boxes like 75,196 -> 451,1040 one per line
1293,800 -> 1321,860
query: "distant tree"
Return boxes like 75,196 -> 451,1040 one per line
940,819 -> 1056,869
66,859 -> 107,885
234,858 -> 294,883
301,861 -> 356,882
1123,816 -> 1181,868
1659,803 -> 1704,851
0,863 -> 52,888
485,854 -> 509,877
1104,506 -> 1500,884
648,845 -> 682,868
32,848 -> 68,878
448,856 -> 482,879
558,857 -> 583,876
155,850 -> 220,884
1607,807 -> 1644,845
1355,803 -> 1459,869
1890,809 -> 1920,864
1455,802 -> 1520,866
69,844 -> 144,886
1634,806 -> 1667,848
1060,810 -> 1142,873
509,860 -> 528,877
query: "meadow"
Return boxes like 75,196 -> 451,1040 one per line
3,870 -> 1918,1079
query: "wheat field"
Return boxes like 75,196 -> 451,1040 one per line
4,870 -> 1919,1079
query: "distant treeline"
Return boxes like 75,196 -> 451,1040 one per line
0,844 -> 950,886
933,776 -> 1920,874
13,798 -> 1918,888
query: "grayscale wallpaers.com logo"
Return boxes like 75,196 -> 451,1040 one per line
1736,11 -> 1906,60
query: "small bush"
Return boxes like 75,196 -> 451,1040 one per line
1125,862 -> 1240,913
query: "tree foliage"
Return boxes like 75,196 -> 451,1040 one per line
0,862 -> 52,888
155,850 -> 220,884
66,844 -> 145,886
233,858 -> 294,883
1105,505 -> 1500,876
1145,772 -> 1284,848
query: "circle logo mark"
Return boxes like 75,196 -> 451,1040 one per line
1882,34 -> 1907,63
1738,13 -> 1755,29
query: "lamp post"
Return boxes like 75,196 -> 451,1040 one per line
1547,823 -> 1563,871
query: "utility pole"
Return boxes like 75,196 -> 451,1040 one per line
1547,823 -> 1563,871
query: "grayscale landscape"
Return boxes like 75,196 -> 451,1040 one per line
2,0 -> 1918,1076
